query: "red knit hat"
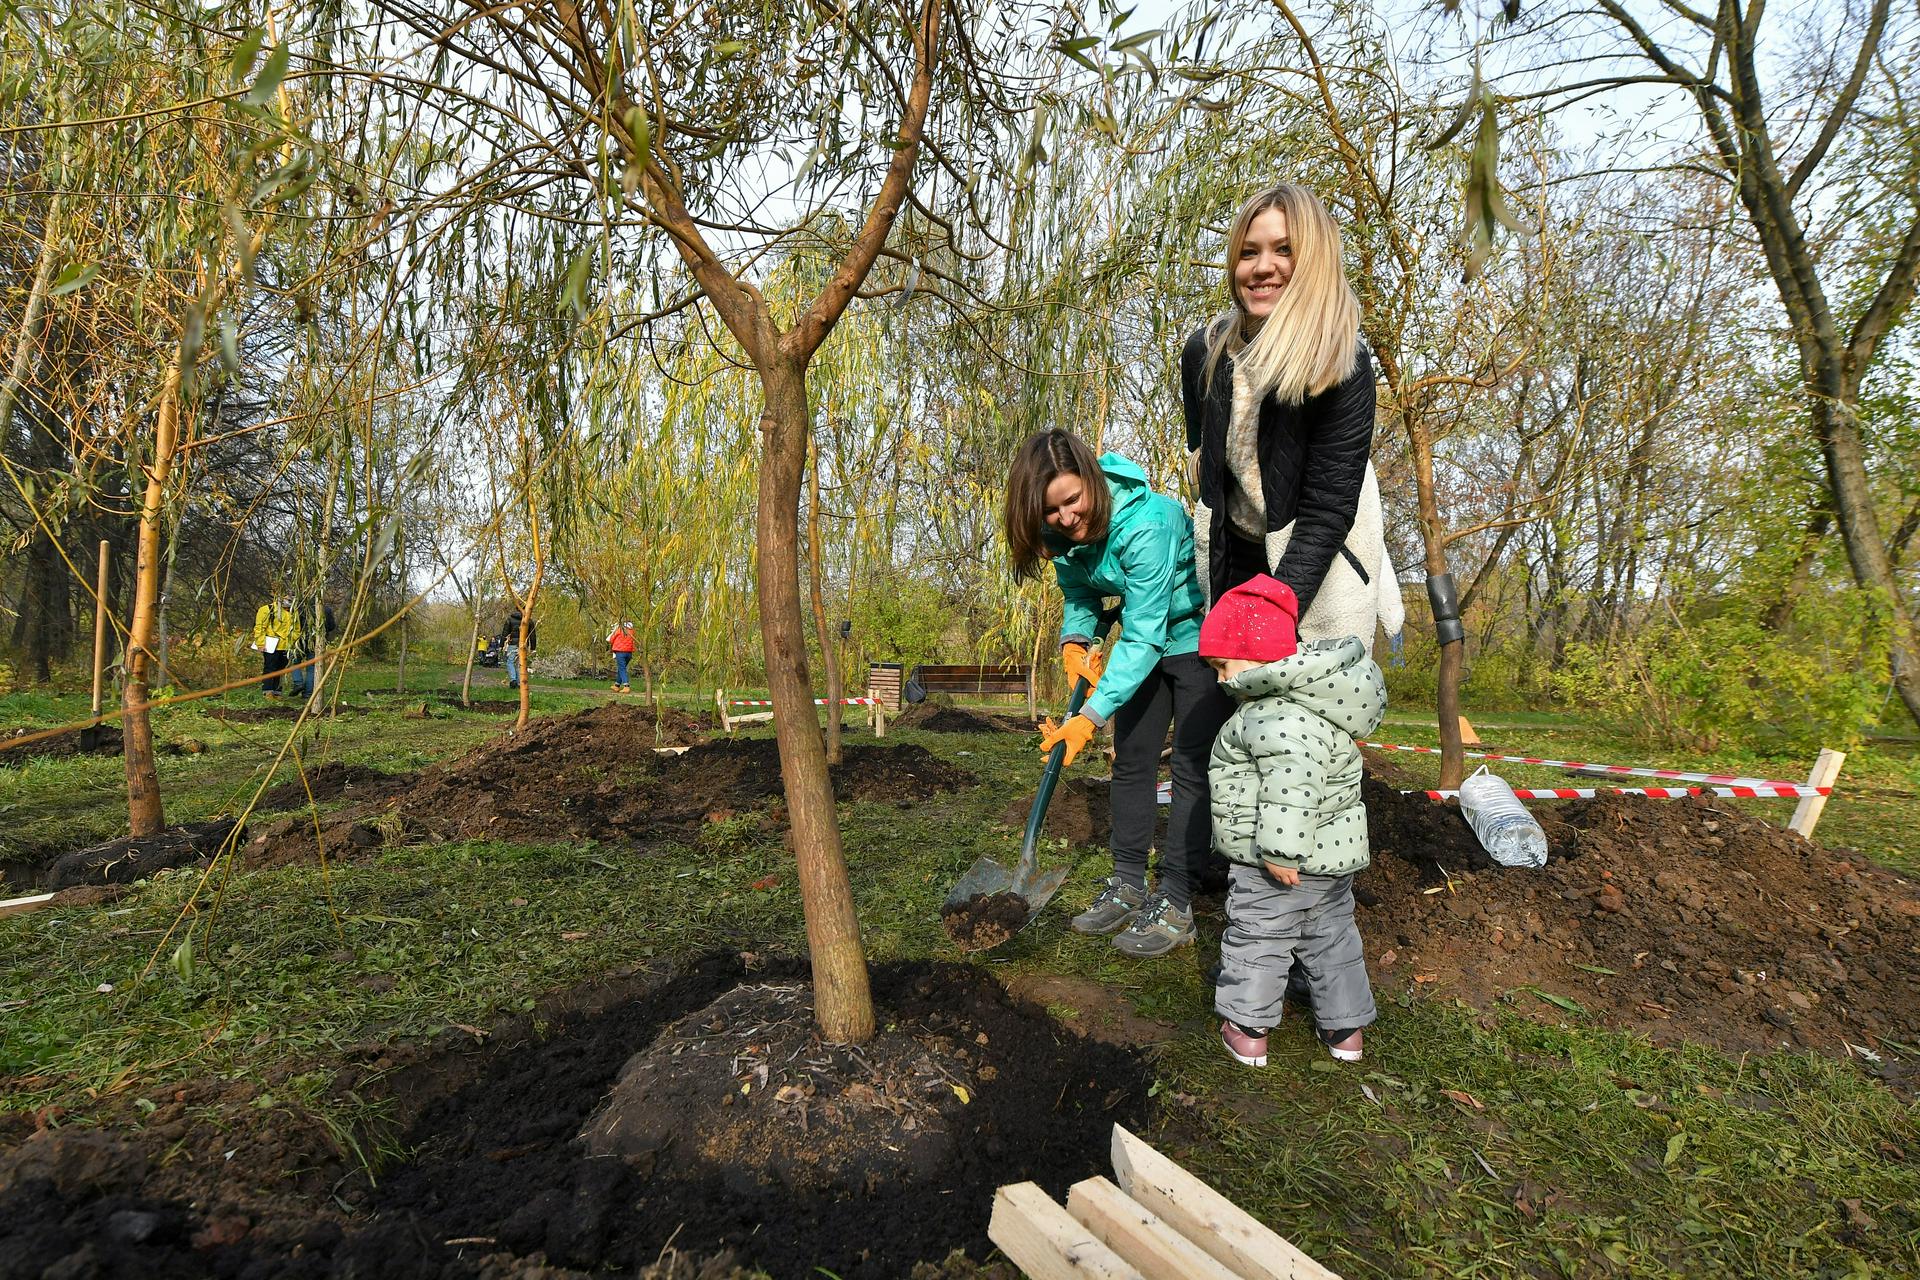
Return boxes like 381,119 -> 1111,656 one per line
1198,574 -> 1299,664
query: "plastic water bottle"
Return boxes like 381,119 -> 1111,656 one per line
1457,766 -> 1548,869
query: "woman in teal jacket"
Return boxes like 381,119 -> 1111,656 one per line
1005,429 -> 1233,957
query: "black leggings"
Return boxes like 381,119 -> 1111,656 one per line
1108,651 -> 1234,909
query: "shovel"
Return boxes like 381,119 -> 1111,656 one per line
940,674 -> 1093,951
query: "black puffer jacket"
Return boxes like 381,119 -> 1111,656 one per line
1181,323 -> 1375,615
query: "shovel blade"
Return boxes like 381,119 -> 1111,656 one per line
942,853 -> 1015,913
941,858 -> 1070,952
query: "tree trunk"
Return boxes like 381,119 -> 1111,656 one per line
461,600 -> 479,707
154,546 -> 177,690
760,360 -> 872,1043
396,612 -> 408,694
123,361 -> 179,837
516,489 -> 544,733
808,444 -> 843,763
1814,395 -> 1920,723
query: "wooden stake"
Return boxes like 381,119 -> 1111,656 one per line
989,1181 -> 1143,1280
1457,715 -> 1480,747
715,687 -> 732,733
1110,1125 -> 1341,1280
1789,747 -> 1845,840
0,893 -> 55,919
89,539 -> 110,722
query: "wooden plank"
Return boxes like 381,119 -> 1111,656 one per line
990,1181 -> 1144,1280
1066,1176 -> 1245,1280
0,893 -> 56,919
1457,715 -> 1480,747
1789,747 -> 1845,840
1109,1126 -> 1341,1280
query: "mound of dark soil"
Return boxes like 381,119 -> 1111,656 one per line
43,819 -> 243,892
204,704 -> 368,724
894,705 -> 1032,733
999,776 -> 1151,849
0,953 -> 1148,1280
256,763 -> 414,810
1358,787 -> 1920,1071
244,707 -> 975,867
0,725 -> 122,767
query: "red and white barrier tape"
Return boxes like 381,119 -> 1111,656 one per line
1413,784 -> 1828,800
1357,739 -> 1807,791
1152,780 -> 1828,802
728,698 -> 877,706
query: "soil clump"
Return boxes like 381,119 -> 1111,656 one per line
244,705 -> 974,867
1356,784 -> 1919,1074
894,704 -> 1032,733
940,890 -> 1029,950
0,952 -> 1149,1279
40,819 -> 243,892
0,725 -> 122,767
256,762 -> 414,810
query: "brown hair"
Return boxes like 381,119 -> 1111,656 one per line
1204,183 -> 1362,401
1003,430 -> 1111,581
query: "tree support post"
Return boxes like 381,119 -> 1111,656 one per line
81,540 -> 110,751
1788,748 -> 1846,841
1427,572 -> 1467,789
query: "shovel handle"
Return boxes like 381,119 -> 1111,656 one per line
1011,675 -> 1092,885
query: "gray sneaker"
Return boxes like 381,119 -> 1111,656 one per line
1071,877 -> 1146,935
1112,893 -> 1195,957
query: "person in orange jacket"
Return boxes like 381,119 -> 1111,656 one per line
607,620 -> 636,692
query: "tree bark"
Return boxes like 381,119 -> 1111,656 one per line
461,599 -> 480,707
808,443 -> 843,763
761,361 -> 872,1043
123,361 -> 179,837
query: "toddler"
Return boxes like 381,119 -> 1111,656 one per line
1199,574 -> 1386,1065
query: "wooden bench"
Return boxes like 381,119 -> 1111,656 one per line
907,663 -> 1033,714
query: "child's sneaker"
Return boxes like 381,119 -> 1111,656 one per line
1071,877 -> 1145,935
1112,893 -> 1195,957
1320,1026 -> 1364,1062
1220,1020 -> 1268,1067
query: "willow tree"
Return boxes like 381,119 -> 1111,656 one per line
1475,0 -> 1920,725
348,0 -> 1071,1042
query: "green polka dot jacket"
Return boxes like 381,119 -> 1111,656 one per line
1208,635 -> 1387,875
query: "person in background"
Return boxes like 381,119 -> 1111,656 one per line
500,608 -> 536,689
608,620 -> 637,693
252,592 -> 301,699
286,600 -> 338,699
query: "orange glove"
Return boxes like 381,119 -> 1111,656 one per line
1038,714 -> 1098,768
1061,643 -> 1106,691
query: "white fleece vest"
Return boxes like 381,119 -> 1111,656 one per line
1194,367 -> 1405,644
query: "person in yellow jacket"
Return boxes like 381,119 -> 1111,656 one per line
252,595 -> 301,698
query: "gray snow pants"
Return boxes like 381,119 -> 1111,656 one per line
1215,865 -> 1376,1034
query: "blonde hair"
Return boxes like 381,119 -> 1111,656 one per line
1204,184 -> 1362,404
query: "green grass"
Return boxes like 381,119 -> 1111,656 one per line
1,682 -> 1914,1277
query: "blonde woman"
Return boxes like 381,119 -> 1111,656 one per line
1183,184 -> 1403,642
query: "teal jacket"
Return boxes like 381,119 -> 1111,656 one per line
1046,453 -> 1207,725
1208,636 -> 1387,875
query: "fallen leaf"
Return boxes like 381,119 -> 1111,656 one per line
1440,1088 -> 1484,1110
1842,1199 -> 1876,1232
950,1083 -> 971,1104
750,875 -> 780,891
560,931 -> 588,942
1413,973 -> 1438,984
